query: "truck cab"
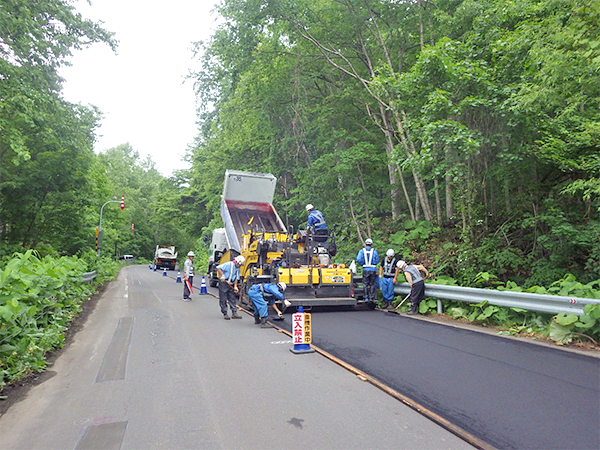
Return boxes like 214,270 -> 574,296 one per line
208,228 -> 228,287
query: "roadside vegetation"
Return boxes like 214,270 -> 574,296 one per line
0,0 -> 598,388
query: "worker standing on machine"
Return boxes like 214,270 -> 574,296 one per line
216,255 -> 245,320
379,249 -> 399,309
305,204 -> 328,242
248,282 -> 291,328
356,238 -> 379,304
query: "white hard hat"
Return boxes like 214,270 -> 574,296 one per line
365,238 -> 373,245
277,281 -> 287,292
235,255 -> 245,265
305,204 -> 314,211
397,260 -> 406,269
386,249 -> 395,257
187,251 -> 195,257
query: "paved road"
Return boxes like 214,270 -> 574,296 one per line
307,309 -> 600,450
0,266 -> 473,450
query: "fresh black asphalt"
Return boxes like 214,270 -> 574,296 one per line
300,309 -> 600,450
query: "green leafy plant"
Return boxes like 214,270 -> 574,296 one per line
0,251 -> 117,388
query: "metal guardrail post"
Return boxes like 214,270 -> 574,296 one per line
394,282 -> 600,316
81,270 -> 98,285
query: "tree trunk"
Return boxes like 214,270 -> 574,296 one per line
434,178 -> 442,224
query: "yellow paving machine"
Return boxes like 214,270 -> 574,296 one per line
212,170 -> 364,310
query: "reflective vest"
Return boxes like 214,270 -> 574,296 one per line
382,257 -> 397,277
362,248 -> 376,269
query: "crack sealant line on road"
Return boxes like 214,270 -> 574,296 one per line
166,274 -> 493,449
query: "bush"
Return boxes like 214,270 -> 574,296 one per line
0,250 -> 116,388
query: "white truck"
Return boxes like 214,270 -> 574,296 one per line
153,245 -> 177,270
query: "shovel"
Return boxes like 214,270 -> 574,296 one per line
385,293 -> 410,315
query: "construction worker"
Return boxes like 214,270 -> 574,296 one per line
216,255 -> 245,320
356,238 -> 379,303
397,260 -> 429,315
305,204 -> 328,241
182,251 -> 195,302
248,282 -> 291,327
379,249 -> 399,309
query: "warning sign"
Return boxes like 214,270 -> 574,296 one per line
292,311 -> 312,344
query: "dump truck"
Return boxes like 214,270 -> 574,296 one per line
214,169 -> 367,310
153,245 -> 177,270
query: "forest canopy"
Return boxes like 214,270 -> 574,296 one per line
186,0 -> 600,287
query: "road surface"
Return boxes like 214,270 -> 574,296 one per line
0,266 -> 474,450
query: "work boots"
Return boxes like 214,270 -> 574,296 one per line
407,303 -> 419,315
231,311 -> 242,319
260,317 -> 271,328
254,314 -> 261,324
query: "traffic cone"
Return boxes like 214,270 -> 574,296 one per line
149,264 -> 152,270
153,265 -> 157,272
200,275 -> 207,294
163,268 -> 167,276
176,271 -> 182,283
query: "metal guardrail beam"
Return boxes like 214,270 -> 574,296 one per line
82,270 -> 98,285
394,283 -> 600,316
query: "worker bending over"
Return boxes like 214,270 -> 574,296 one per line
397,260 -> 429,315
248,282 -> 290,328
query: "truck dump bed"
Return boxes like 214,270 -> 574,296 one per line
221,170 -> 287,253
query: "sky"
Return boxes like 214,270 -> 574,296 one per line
59,0 -> 220,176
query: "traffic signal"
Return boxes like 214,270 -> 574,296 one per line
120,195 -> 125,210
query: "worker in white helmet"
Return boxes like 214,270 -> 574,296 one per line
356,238 -> 379,304
247,281 -> 290,328
305,203 -> 328,242
216,255 -> 245,320
379,249 -> 399,309
182,251 -> 195,302
397,260 -> 429,315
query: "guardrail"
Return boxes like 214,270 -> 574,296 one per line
82,270 -> 98,284
394,283 -> 600,316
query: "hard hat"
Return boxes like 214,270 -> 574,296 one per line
235,255 -> 245,265
277,281 -> 287,292
365,238 -> 373,245
187,251 -> 195,257
386,249 -> 395,257
305,204 -> 314,211
397,260 -> 406,269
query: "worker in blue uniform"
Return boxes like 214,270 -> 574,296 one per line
248,282 -> 290,327
356,238 -> 379,303
216,255 -> 245,320
305,204 -> 328,242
